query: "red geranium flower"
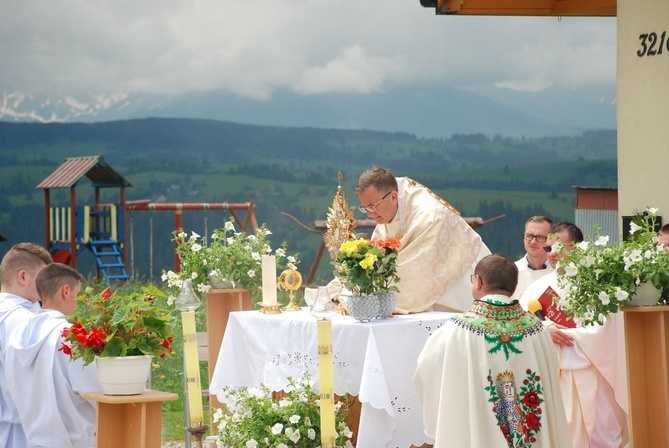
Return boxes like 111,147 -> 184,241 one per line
58,342 -> 72,356
86,327 -> 106,349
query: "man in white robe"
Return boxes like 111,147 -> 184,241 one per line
512,216 -> 554,300
413,254 -> 572,447
521,222 -> 629,448
0,242 -> 52,448
7,263 -> 100,448
355,166 -> 491,313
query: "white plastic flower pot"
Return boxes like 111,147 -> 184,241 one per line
95,355 -> 152,395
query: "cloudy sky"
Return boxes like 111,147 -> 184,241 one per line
1,1 -> 616,100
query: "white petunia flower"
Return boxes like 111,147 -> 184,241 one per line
245,439 -> 258,448
289,415 -> 300,424
630,221 -> 642,234
564,263 -> 578,277
598,291 -> 610,305
247,269 -> 256,278
285,427 -> 300,443
224,221 -> 235,231
649,207 -> 659,216
191,243 -> 202,252
581,255 -> 596,267
594,236 -> 609,246
251,252 -> 261,261
191,272 -> 198,280
615,287 -> 629,302
307,428 -> 316,440
271,423 -> 283,435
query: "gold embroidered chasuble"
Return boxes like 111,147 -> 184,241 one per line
413,295 -> 573,448
371,177 -> 490,313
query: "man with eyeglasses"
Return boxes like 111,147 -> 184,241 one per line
521,222 -> 629,448
512,216 -> 554,300
355,166 -> 491,314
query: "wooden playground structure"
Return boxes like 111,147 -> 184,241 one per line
37,156 -> 257,282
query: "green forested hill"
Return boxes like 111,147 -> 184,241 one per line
0,119 -> 617,283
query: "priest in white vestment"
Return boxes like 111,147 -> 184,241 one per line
413,254 -> 572,448
355,166 -> 491,313
0,243 -> 52,448
520,222 -> 630,448
6,263 -> 99,448
512,216 -> 554,300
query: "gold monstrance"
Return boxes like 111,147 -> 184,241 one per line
324,172 -> 356,256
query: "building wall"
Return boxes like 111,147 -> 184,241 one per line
617,0 -> 669,235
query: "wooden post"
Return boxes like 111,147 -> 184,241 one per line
205,288 -> 252,431
622,306 -> 669,446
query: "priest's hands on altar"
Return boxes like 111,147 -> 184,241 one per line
547,323 -> 574,347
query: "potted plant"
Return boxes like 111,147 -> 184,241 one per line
59,284 -> 175,395
333,237 -> 401,321
162,218 -> 300,304
212,373 -> 354,448
555,207 -> 669,326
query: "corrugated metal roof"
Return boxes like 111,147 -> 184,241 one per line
36,156 -> 132,189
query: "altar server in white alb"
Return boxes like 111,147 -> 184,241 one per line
0,242 -> 52,448
6,263 -> 100,448
521,222 -> 629,448
355,166 -> 491,313
414,254 -> 572,448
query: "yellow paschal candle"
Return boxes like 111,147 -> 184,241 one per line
182,310 -> 204,426
317,319 -> 336,447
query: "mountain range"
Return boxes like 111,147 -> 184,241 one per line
1,84 -> 616,139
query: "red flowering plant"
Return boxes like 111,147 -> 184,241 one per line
334,238 -> 401,295
59,284 -> 175,366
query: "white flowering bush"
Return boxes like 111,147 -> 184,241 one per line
162,218 -> 299,303
213,374 -> 353,448
556,207 -> 669,326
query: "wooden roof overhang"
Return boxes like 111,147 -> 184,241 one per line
420,0 -> 616,16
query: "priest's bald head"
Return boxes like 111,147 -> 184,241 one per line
471,254 -> 518,299
356,166 -> 399,224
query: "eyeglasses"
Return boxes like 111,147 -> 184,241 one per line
543,246 -> 552,253
470,274 -> 479,284
358,191 -> 392,214
523,233 -> 548,243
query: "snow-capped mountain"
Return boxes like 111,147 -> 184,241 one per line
0,84 -> 617,139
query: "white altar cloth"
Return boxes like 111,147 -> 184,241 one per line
210,309 -> 455,448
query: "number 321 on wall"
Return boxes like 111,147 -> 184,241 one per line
637,32 -> 668,57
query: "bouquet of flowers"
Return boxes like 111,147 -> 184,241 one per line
333,238 -> 401,295
213,374 -> 354,448
162,218 -> 299,302
555,207 -> 669,326
59,284 -> 175,366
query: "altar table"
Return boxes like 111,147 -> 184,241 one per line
210,309 -> 455,448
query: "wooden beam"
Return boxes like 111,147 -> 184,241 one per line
437,0 -> 615,16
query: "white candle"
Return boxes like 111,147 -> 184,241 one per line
262,255 -> 278,306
